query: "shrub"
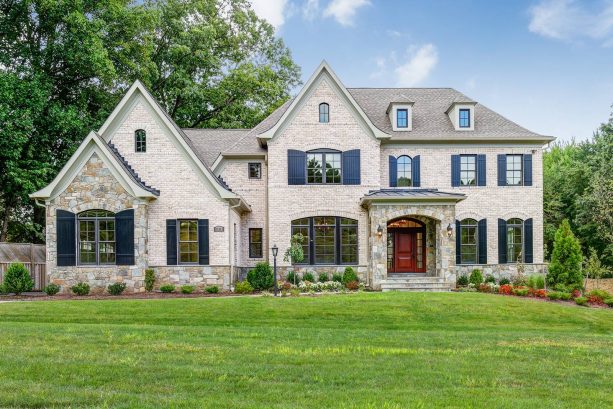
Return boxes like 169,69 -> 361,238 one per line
234,280 -> 254,294
547,219 -> 583,288
299,280 -> 344,293
588,289 -> 610,299
457,274 -> 469,287
332,273 -> 343,283
345,280 -> 359,291
180,285 -> 195,294
512,287 -> 529,296
533,289 -> 547,298
478,283 -> 492,293
604,298 -> 613,308
302,272 -> 315,283
547,291 -> 561,300
553,283 -> 569,292
484,275 -> 496,284
144,268 -> 155,292
247,262 -> 274,290
571,289 -> 582,299
318,272 -> 329,283
342,267 -> 358,285
586,290 -> 609,305
160,284 -> 175,293
527,275 -> 545,290
3,262 -> 34,295
499,284 -> 513,295
205,285 -> 219,294
469,269 -> 483,286
42,283 -> 61,296
0,284 -> 7,295
574,296 -> 588,306
499,277 -> 511,286
108,282 -> 127,296
71,282 -> 90,296
286,270 -> 300,285
280,281 -> 292,291
559,292 -> 572,301
512,275 -> 527,287
290,288 -> 301,297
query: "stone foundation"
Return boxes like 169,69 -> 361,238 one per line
454,263 -> 548,283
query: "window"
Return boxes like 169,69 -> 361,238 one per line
319,103 -> 329,123
459,109 -> 470,128
78,210 -> 115,265
507,218 -> 523,263
248,163 -> 261,179
460,219 -> 478,264
179,220 -> 198,263
506,154 -> 523,185
396,109 -> 408,128
460,155 -> 477,186
397,155 -> 412,187
249,228 -> 263,258
135,129 -> 146,152
307,150 -> 341,184
291,216 -> 358,265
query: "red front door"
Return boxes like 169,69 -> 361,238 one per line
395,231 -> 416,272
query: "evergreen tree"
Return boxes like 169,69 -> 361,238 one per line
547,219 -> 583,288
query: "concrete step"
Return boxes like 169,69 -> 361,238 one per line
381,275 -> 453,292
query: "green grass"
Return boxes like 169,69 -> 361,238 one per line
0,293 -> 611,408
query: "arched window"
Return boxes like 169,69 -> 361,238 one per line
78,210 -> 115,265
319,103 -> 329,123
507,218 -> 524,263
135,129 -> 146,152
460,218 -> 478,264
397,155 -> 412,187
290,216 -> 358,265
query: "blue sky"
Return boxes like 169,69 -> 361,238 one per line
251,0 -> 613,142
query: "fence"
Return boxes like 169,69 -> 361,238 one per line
0,243 -> 47,291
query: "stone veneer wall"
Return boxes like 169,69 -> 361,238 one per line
455,263 -> 548,280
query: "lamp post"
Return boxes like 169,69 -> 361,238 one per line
272,244 -> 278,297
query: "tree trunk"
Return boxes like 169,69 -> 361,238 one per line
0,205 -> 10,242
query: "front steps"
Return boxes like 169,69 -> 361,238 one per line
381,274 -> 453,292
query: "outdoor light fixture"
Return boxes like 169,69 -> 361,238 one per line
447,224 -> 453,238
377,225 -> 383,237
271,244 -> 278,257
271,244 -> 279,296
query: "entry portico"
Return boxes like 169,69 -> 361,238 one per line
361,189 -> 466,290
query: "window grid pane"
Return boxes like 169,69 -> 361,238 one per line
460,155 -> 476,186
507,219 -> 523,263
179,220 -> 198,263
319,103 -> 329,123
248,163 -> 261,179
135,129 -> 146,152
506,155 -> 523,185
78,213 -> 115,265
459,109 -> 470,128
307,153 -> 323,183
249,229 -> 263,258
460,219 -> 478,264
325,153 -> 341,184
397,155 -> 412,187
397,109 -> 408,128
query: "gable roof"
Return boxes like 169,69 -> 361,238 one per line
107,143 -> 160,195
182,128 -> 251,166
30,132 -> 160,200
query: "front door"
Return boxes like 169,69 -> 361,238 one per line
395,231 -> 416,272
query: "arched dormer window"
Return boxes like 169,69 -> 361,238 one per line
397,155 -> 412,187
135,129 -> 146,153
319,103 -> 329,123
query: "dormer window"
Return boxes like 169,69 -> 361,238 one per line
396,109 -> 408,128
135,129 -> 146,152
319,103 -> 329,123
459,109 -> 470,128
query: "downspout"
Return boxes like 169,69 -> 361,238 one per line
264,154 -> 269,264
228,201 -> 241,288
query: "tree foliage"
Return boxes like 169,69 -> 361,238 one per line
547,219 -> 583,288
0,0 -> 300,242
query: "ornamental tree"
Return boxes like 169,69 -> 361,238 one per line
547,219 -> 583,288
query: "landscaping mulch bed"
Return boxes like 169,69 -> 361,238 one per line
0,291 -> 245,302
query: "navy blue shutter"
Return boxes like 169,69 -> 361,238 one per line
388,156 -> 397,187
477,154 -> 486,186
478,219 -> 487,264
455,220 -> 461,264
498,219 -> 507,264
523,154 -> 533,186
115,209 -> 135,265
524,218 -> 533,263
342,149 -> 361,185
497,155 -> 507,186
412,155 -> 421,187
56,210 -> 76,266
451,155 -> 460,187
198,219 -> 209,265
166,219 -> 177,265
287,150 -> 306,185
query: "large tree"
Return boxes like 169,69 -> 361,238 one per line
0,0 -> 300,242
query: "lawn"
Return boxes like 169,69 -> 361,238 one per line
0,293 -> 611,408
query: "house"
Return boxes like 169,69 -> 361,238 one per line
30,61 -> 554,292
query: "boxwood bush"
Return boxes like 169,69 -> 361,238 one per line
180,285 -> 195,294
286,270 -> 300,285
469,269 -> 483,286
342,267 -> 358,285
160,284 -> 175,293
234,280 -> 253,294
318,272 -> 328,283
302,272 -> 315,283
108,282 -> 127,296
247,262 -> 274,290
44,283 -> 61,296
144,268 -> 155,292
205,285 -> 219,294
332,273 -> 343,283
3,262 -> 34,295
71,282 -> 90,296
457,274 -> 469,286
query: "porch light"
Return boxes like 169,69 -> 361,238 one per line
271,244 -> 279,257
376,225 -> 383,237
447,224 -> 453,238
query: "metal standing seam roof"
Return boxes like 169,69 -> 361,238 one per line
361,189 -> 467,203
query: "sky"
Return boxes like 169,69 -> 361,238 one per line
250,0 -> 613,142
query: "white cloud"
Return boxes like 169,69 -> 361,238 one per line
323,0 -> 370,26
250,0 -> 289,29
394,44 -> 438,87
302,0 -> 319,20
528,0 -> 613,44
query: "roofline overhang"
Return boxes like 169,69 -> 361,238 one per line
212,152 -> 268,172
445,100 -> 478,114
360,195 -> 466,208
380,135 -> 556,144
385,101 -> 415,114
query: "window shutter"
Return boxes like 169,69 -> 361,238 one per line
166,219 -> 177,265
497,155 -> 507,186
455,220 -> 461,264
115,209 -> 135,265
477,154 -> 486,186
342,149 -> 361,185
523,154 -> 533,186
388,156 -> 397,187
287,150 -> 306,185
498,219 -> 507,264
412,155 -> 421,187
478,219 -> 487,264
56,209 -> 76,266
524,218 -> 533,263
198,219 -> 210,265
451,155 -> 460,187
